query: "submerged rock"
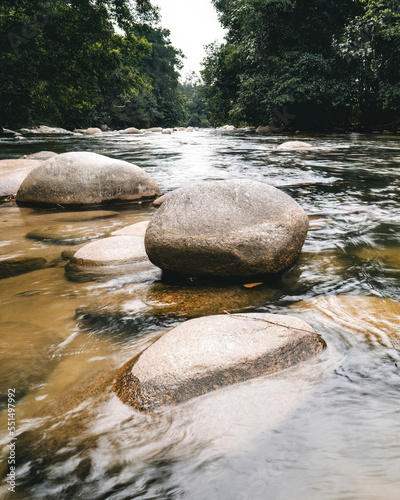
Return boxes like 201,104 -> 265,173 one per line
0,256 -> 47,279
145,179 -> 309,277
114,313 -> 325,411
77,281 -> 275,321
277,141 -> 314,149
26,224 -> 113,245
16,152 -> 161,206
0,322 -> 62,403
69,235 -> 148,266
290,295 -> 400,349
55,210 -> 119,223
65,235 -> 160,281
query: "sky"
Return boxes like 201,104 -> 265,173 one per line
154,0 -> 226,79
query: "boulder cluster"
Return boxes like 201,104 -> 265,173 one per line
0,143 -> 328,411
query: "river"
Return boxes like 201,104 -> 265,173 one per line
1,130 -> 400,499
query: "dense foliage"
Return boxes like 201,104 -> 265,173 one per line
203,0 -> 400,131
0,0 -> 185,129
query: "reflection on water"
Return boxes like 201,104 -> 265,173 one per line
1,130 -> 400,499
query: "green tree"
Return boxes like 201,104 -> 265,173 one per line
337,0 -> 400,129
180,72 -> 211,127
0,0 -> 184,129
203,0 -> 364,130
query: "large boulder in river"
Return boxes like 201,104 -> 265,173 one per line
16,152 -> 161,207
114,313 -> 325,411
145,179 -> 309,277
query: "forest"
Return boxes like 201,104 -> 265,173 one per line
1,0 -> 399,132
204,0 -> 400,131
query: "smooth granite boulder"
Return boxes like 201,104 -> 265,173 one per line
119,127 -> 142,134
114,313 -> 325,411
0,159 -> 42,199
65,235 -> 159,282
16,152 -> 161,206
145,179 -> 309,277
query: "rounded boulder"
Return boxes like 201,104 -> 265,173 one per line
16,152 -> 161,206
114,312 -> 325,411
144,179 -> 309,277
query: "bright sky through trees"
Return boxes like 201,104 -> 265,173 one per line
154,0 -> 226,77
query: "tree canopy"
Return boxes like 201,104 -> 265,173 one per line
0,0 -> 185,129
203,0 -> 400,131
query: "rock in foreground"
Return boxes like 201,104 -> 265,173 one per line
114,313 -> 325,411
16,152 -> 161,207
145,179 -> 309,277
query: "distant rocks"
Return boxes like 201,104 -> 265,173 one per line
84,127 -> 103,135
0,256 -> 47,279
256,126 -> 273,134
16,152 -> 161,207
146,127 -> 163,133
145,179 -> 309,277
114,312 -> 325,411
277,141 -> 314,150
19,125 -> 73,135
119,127 -> 142,135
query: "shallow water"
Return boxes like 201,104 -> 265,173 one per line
1,130 -> 400,499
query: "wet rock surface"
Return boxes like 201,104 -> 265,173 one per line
0,256 -> 47,279
16,152 -> 161,206
55,210 -> 120,223
145,179 -> 309,277
0,159 -> 43,199
290,295 -> 400,349
26,224 -> 113,245
77,282 -> 275,321
114,312 -> 325,411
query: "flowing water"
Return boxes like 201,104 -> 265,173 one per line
1,130 -> 400,499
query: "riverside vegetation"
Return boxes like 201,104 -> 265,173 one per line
1,1 -> 400,133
